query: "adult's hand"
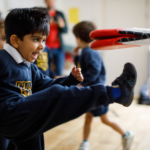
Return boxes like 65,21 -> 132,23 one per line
50,17 -> 56,25
57,16 -> 65,28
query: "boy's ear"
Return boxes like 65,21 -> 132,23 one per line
10,35 -> 20,48
76,37 -> 82,44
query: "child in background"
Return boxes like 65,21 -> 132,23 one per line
0,20 -> 6,49
72,21 -> 134,150
0,8 -> 137,150
34,46 -> 56,78
0,19 -> 16,150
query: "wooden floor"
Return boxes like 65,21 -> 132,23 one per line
44,101 -> 150,150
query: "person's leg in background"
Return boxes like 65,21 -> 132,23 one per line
52,48 -> 65,76
100,113 -> 134,150
83,113 -> 93,141
78,113 -> 93,150
100,113 -> 125,135
79,104 -> 134,150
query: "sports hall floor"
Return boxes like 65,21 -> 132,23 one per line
44,100 -> 150,150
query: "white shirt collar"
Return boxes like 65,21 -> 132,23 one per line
4,43 -> 30,67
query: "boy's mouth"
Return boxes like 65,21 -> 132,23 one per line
32,52 -> 40,59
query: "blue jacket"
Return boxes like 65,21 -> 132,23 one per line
75,47 -> 106,86
0,50 -> 80,103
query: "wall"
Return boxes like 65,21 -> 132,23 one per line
0,0 -> 149,95
54,0 -> 103,46
56,0 -> 149,95
0,0 -> 46,17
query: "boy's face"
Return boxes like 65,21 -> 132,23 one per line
0,28 -> 6,50
45,0 -> 55,9
16,33 -> 46,63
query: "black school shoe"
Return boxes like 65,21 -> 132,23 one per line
112,63 -> 137,107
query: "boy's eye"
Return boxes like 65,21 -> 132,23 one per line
34,38 -> 39,42
42,39 -> 46,43
0,36 -> 6,41
2,37 -> 6,41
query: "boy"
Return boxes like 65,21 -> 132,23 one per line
0,8 -> 137,150
0,19 -> 16,150
72,21 -> 134,150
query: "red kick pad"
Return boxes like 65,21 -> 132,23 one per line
90,28 -> 150,50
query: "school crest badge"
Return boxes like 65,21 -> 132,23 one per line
36,52 -> 49,71
15,81 -> 32,97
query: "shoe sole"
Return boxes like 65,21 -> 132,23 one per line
123,63 -> 137,107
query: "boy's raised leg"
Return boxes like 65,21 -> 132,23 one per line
111,62 -> 137,106
0,63 -> 137,150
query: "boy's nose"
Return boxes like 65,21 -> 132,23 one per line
39,42 -> 45,50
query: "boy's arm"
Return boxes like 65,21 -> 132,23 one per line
81,52 -> 103,86
74,56 -> 79,67
73,47 -> 80,67
32,64 -> 80,93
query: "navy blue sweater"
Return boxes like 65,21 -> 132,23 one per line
0,50 -> 79,103
34,47 -> 56,78
75,47 -> 106,86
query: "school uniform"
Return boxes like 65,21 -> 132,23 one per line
0,46 -> 55,150
0,44 -> 114,150
34,46 -> 56,78
75,46 -> 108,117
0,134 -> 16,150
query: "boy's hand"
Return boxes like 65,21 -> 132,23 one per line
78,84 -> 83,87
71,66 -> 83,82
73,47 -> 80,57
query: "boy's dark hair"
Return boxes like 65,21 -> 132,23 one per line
32,7 -> 50,22
73,21 -> 96,43
4,8 -> 50,44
